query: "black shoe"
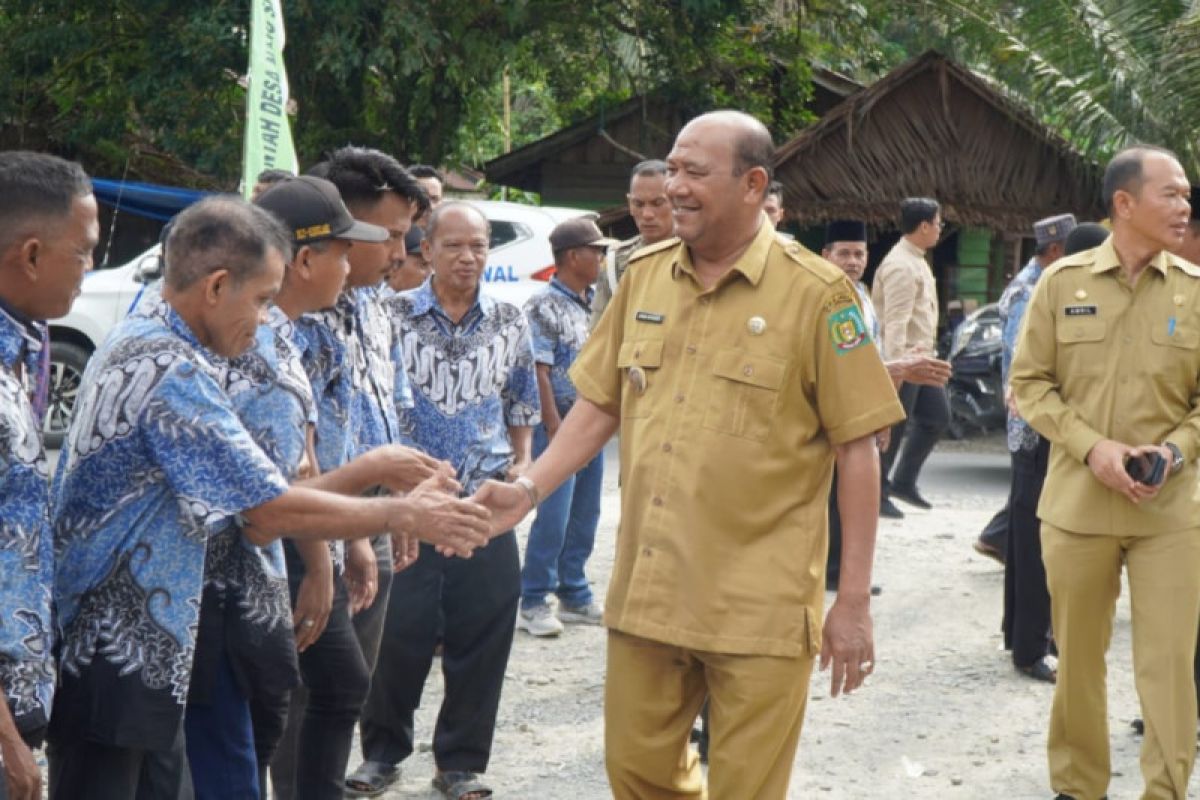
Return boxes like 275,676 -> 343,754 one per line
1131,718 -> 1144,736
880,498 -> 906,519
890,483 -> 932,509
1015,656 -> 1056,684
973,538 -> 1005,565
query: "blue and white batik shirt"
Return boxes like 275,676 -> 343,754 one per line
50,302 -> 287,748
999,257 -> 1044,453
0,304 -> 56,735
523,277 -> 593,418
387,279 -> 540,494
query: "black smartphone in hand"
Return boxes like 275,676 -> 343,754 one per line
1125,452 -> 1167,486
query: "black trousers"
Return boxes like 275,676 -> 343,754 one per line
48,723 -> 192,800
826,469 -> 842,587
1002,437 -> 1053,667
270,568 -> 370,800
881,382 -> 950,493
353,535 -> 395,674
359,532 -> 520,773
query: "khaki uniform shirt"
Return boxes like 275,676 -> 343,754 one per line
1010,237 -> 1200,536
570,222 -> 904,658
871,237 -> 939,359
591,234 -> 645,328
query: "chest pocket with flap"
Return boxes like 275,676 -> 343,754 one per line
702,347 -> 788,442
1055,317 -> 1107,376
616,339 -> 663,418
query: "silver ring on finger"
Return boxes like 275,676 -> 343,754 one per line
302,619 -> 316,628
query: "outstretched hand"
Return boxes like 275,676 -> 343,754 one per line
473,479 -> 535,535
393,475 -> 491,559
374,445 -> 455,493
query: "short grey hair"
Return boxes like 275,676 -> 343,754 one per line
164,196 -> 292,291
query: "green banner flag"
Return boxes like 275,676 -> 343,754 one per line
242,0 -> 298,199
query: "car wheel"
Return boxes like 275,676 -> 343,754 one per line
43,341 -> 91,449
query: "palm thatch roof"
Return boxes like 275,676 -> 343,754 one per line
773,51 -> 1105,234
485,68 -> 860,205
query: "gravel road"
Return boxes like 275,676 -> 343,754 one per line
364,438 -> 1156,798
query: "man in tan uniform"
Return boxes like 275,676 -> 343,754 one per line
872,197 -> 948,518
591,159 -> 674,327
1011,145 -> 1200,800
474,110 -> 904,798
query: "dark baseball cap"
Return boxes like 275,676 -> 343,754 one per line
549,217 -> 618,253
255,176 -> 388,244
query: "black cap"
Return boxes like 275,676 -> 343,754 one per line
255,176 -> 388,244
824,220 -> 867,244
549,217 -> 618,253
1063,222 -> 1110,257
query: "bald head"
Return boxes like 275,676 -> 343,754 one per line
666,111 -> 774,256
679,110 -> 775,182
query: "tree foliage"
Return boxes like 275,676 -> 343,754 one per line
0,0 -> 909,187
925,0 -> 1200,175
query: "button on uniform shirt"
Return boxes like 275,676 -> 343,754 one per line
570,223 -> 905,658
1011,237 -> 1200,536
999,256 -> 1044,453
871,236 -> 939,360
386,280 -> 540,495
50,303 -> 287,749
0,305 -> 56,736
524,277 -> 594,418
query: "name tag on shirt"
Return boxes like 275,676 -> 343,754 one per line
635,311 -> 665,324
1064,305 -> 1097,317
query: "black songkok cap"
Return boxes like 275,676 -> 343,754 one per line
824,220 -> 867,245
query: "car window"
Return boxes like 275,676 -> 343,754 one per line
489,220 -> 532,251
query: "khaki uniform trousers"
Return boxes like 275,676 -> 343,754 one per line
1041,523 -> 1200,800
605,629 -> 813,800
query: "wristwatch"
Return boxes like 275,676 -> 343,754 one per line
1164,442 -> 1185,474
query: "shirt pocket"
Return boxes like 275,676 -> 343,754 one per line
702,347 -> 788,441
1055,318 -> 1107,376
1148,322 -> 1200,381
616,339 -> 664,419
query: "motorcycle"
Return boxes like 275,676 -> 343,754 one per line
944,303 -> 1006,439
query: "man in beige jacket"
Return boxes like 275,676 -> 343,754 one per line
871,197 -> 949,518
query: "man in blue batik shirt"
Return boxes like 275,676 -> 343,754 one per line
351,202 -> 539,800
0,152 -> 99,800
517,218 -> 614,638
47,197 -> 491,800
997,213 -> 1090,685
277,149 -> 429,800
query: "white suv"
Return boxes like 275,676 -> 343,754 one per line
44,200 -> 591,446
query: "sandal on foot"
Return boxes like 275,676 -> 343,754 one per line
433,770 -> 493,800
1015,656 -> 1057,684
344,761 -> 400,797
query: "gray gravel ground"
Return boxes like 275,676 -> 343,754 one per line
365,437 -> 1165,799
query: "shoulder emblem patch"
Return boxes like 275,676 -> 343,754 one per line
828,306 -> 870,354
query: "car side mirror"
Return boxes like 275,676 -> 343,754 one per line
134,252 -> 163,284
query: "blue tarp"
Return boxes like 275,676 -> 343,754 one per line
91,178 -> 210,222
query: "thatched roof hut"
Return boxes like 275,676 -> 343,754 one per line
484,68 -> 860,213
773,51 -> 1104,234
